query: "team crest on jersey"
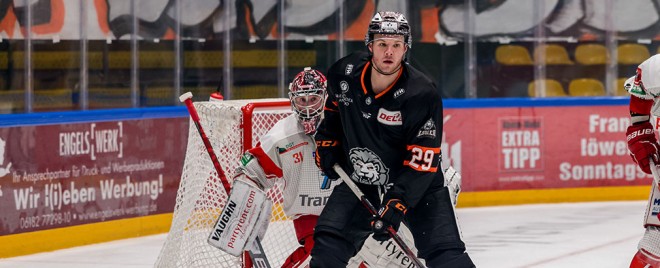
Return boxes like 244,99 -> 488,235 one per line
365,97 -> 372,105
340,81 -> 349,93
348,148 -> 389,185
417,118 -> 437,138
345,64 -> 354,75
393,88 -> 405,98
377,108 -> 402,126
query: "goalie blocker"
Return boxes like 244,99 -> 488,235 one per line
208,180 -> 272,257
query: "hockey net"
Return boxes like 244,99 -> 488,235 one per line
155,98 -> 298,268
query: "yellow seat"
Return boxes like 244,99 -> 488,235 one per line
569,78 -> 605,96
575,44 -> 609,65
615,77 -> 629,96
528,79 -> 567,97
496,45 -> 533,65
533,44 -> 574,65
618,44 -> 650,65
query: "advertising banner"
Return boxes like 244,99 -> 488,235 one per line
442,105 -> 653,192
0,118 -> 187,236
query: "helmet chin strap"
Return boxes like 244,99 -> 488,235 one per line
371,60 -> 402,76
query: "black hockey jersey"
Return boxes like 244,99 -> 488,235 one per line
316,51 -> 444,208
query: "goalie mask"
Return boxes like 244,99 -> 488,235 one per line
288,67 -> 327,135
364,11 -> 412,49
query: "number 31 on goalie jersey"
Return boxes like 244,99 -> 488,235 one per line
404,145 -> 440,172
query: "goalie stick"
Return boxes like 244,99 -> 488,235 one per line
179,92 -> 272,268
651,157 -> 660,186
332,164 -> 427,268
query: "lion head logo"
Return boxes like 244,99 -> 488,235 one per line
348,148 -> 389,185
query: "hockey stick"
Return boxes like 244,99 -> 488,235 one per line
179,92 -> 272,268
650,157 -> 660,186
332,164 -> 427,268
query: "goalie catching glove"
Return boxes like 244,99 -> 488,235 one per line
207,179 -> 272,256
371,199 -> 407,242
626,121 -> 660,174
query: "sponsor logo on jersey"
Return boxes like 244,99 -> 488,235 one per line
348,147 -> 389,185
377,108 -> 402,126
417,118 -> 437,138
240,153 -> 255,166
277,141 -> 309,154
393,88 -> 405,98
299,194 -> 330,207
345,64 -> 353,75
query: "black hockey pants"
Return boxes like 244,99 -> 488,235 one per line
309,183 -> 475,267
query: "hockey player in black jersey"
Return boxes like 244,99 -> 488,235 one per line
310,11 -> 475,268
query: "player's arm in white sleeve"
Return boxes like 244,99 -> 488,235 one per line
233,130 -> 284,190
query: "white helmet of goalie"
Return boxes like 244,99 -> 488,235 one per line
288,67 -> 327,135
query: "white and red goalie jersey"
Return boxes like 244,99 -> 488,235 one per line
235,114 -> 340,219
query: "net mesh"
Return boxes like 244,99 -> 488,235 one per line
155,99 -> 297,267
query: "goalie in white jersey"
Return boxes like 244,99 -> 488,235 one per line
623,54 -> 660,268
231,67 -> 339,267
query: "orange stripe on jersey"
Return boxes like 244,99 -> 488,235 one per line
374,67 -> 403,99
360,61 -> 404,99
360,62 -> 371,94
403,160 -> 437,172
404,145 -> 440,172
403,160 -> 438,172
324,101 -> 338,112
406,145 -> 440,153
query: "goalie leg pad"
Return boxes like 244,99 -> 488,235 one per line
208,180 -> 272,256
644,183 -> 660,227
348,224 -> 421,268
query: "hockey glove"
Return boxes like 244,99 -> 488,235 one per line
371,199 -> 407,242
315,139 -> 342,189
627,121 -> 660,174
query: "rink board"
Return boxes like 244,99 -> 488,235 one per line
1,97 -> 655,258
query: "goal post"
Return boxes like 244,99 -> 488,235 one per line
155,98 -> 297,268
